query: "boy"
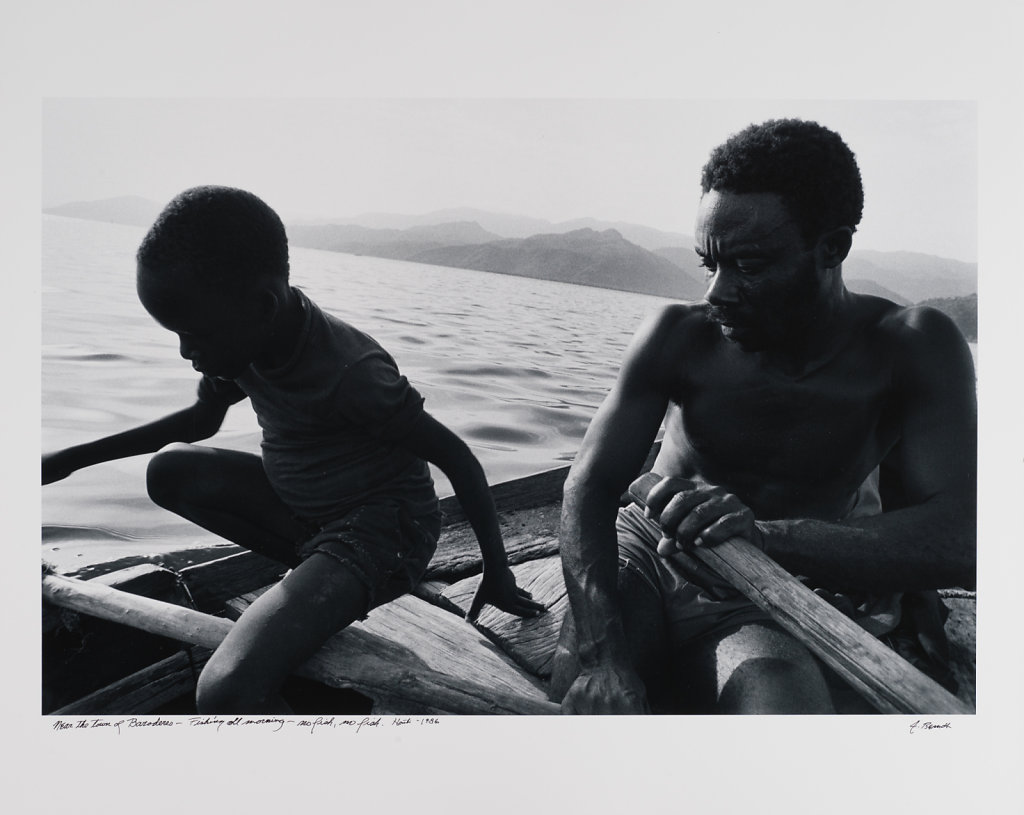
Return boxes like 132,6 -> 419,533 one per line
42,186 -> 544,713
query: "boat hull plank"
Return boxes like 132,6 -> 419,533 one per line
42,564 -> 198,712
427,502 -> 561,580
411,578 -> 461,615
227,589 -> 555,713
52,648 -> 212,716
45,573 -> 557,715
942,596 -> 976,707
178,550 -> 288,613
437,444 -> 660,525
439,466 -> 571,524
442,555 -> 568,678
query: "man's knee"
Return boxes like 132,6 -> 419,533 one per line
713,625 -> 833,714
718,655 -> 833,713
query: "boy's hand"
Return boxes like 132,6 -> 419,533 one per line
42,451 -> 76,485
467,566 -> 547,622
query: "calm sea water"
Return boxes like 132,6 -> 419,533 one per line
41,215 -> 673,570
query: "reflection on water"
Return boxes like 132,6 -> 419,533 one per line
42,215 -> 673,568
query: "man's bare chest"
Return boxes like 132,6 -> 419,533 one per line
670,351 -> 899,484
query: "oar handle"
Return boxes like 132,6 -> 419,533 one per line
627,472 -> 971,715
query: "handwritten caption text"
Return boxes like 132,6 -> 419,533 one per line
51,715 -> 441,735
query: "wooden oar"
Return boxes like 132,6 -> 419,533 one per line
41,572 -> 560,715
629,472 -> 971,715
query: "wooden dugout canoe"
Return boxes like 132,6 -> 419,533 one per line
41,455 -> 977,716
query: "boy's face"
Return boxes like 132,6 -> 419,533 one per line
137,264 -> 271,380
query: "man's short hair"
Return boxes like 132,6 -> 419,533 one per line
700,119 -> 864,244
137,186 -> 289,289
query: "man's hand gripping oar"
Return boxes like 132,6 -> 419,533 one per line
628,472 -> 971,715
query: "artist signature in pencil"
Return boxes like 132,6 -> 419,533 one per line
908,719 -> 952,734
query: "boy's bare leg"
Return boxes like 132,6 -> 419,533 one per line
195,554 -> 370,713
146,443 -> 307,564
145,444 -> 378,713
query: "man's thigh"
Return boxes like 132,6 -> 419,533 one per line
678,622 -> 834,714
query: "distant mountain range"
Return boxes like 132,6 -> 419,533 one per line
287,220 -> 503,262
290,221 -> 706,300
43,196 -> 977,309
840,250 -> 977,303
917,293 -> 978,341
44,195 -> 162,227
411,228 -> 706,300
303,207 -> 691,251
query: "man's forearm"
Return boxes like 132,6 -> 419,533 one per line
759,496 -> 976,592
559,481 -> 633,667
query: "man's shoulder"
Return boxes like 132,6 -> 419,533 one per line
864,296 -> 969,351
650,300 -> 709,323
877,300 -> 958,330
850,294 -> 974,385
621,302 -> 720,386
637,301 -> 715,345
839,292 -> 955,342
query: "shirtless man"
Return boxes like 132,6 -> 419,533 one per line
551,119 -> 977,714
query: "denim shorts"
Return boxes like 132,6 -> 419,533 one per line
295,502 -> 442,615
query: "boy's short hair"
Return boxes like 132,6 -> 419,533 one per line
700,119 -> 864,244
137,186 -> 289,290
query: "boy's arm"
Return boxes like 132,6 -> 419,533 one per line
398,412 -> 546,620
42,397 -> 230,485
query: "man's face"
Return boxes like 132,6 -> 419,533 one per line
136,264 -> 269,380
694,190 -> 822,352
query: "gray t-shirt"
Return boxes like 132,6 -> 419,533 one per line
197,289 -> 438,523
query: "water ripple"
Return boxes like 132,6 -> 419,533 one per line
42,524 -> 143,543
461,424 -> 546,446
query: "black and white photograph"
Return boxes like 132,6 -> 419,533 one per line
39,97 -> 979,718
6,2 -> 1023,813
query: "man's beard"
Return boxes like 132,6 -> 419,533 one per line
705,263 -> 823,350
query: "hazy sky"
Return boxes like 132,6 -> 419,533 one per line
43,98 -> 977,262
